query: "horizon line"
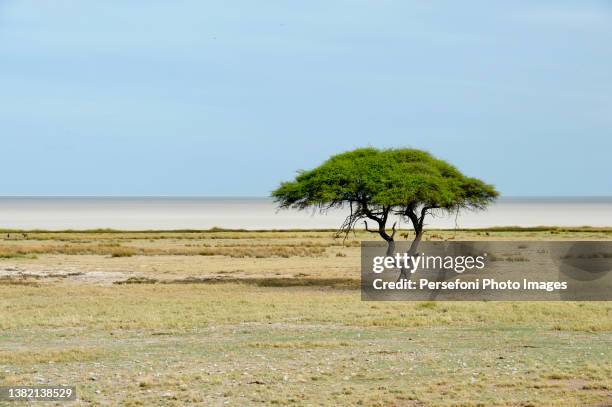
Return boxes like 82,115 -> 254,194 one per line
0,195 -> 611,200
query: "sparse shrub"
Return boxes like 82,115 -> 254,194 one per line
113,277 -> 158,285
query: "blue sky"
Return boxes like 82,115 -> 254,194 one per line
1,1 -> 611,196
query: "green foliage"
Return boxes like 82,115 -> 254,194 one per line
272,147 -> 498,237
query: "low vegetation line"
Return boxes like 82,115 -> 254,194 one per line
114,276 -> 360,289
0,244 -> 328,258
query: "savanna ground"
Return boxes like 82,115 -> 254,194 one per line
0,228 -> 611,406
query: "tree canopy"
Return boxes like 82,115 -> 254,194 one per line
272,147 -> 498,243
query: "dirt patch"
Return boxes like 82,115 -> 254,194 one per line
71,271 -> 133,285
0,267 -> 131,285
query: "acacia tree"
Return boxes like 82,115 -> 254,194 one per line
272,148 -> 498,259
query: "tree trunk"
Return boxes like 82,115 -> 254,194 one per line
408,229 -> 423,255
385,239 -> 395,257
398,229 -> 423,281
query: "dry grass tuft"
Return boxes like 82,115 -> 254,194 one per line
0,348 -> 104,364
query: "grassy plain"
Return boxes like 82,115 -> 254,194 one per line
0,228 -> 611,406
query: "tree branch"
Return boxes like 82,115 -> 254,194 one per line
390,221 -> 397,239
363,220 -> 379,234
